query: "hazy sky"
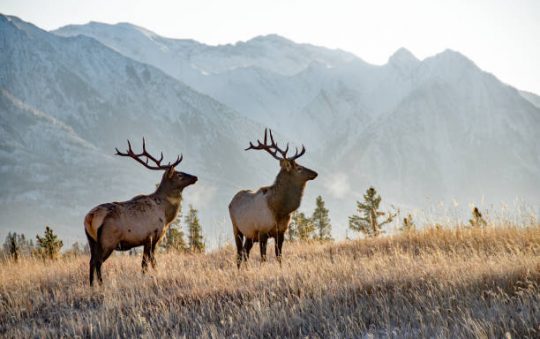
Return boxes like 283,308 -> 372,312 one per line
2,0 -> 539,94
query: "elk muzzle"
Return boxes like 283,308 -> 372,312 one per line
182,172 -> 198,186
306,169 -> 318,181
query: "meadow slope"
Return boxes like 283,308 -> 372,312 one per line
1,226 -> 540,338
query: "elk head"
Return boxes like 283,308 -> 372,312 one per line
115,138 -> 198,197
246,129 -> 318,185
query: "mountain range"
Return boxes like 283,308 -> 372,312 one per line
1,15 -> 539,245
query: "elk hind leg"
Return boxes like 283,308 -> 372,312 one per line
95,246 -> 113,285
94,225 -> 116,285
86,231 -> 97,286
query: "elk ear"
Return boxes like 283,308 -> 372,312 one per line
167,167 -> 176,178
280,159 -> 293,172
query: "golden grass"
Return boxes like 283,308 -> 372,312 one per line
1,225 -> 540,338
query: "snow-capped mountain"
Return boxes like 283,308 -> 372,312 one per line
0,15 -> 272,243
53,20 -> 540,226
339,50 -> 540,204
1,15 -> 539,244
54,22 -> 356,76
54,22 -> 357,145
519,90 -> 540,109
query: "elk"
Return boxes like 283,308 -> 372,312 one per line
229,129 -> 317,268
84,139 -> 197,286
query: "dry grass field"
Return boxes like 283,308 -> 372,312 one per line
1,225 -> 540,338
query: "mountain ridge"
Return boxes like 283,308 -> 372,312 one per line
1,14 -> 539,245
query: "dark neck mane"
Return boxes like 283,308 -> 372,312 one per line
267,169 -> 306,219
154,181 -> 182,224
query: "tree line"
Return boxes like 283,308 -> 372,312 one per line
2,186 -> 489,261
288,187 -> 488,242
2,226 -> 64,261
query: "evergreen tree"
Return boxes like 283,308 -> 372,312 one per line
4,232 -> 20,261
3,232 -> 34,261
36,226 -> 63,260
349,187 -> 396,238
161,213 -> 187,253
295,212 -> 315,241
185,205 -> 205,253
400,214 -> 416,233
312,195 -> 333,241
287,211 -> 299,241
288,211 -> 317,241
469,207 -> 487,227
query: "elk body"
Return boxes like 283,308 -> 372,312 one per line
84,140 -> 197,285
229,129 -> 317,268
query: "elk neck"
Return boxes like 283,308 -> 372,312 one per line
267,169 -> 306,219
154,182 -> 183,224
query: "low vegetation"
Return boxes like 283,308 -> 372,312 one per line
1,224 -> 539,337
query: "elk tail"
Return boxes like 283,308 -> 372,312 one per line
84,207 -> 108,242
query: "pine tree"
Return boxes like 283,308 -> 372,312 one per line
349,187 -> 396,238
4,232 -> 20,261
295,212 -> 315,241
400,214 -> 416,233
287,211 -> 299,241
36,226 -> 63,260
185,205 -> 205,253
161,213 -> 187,253
3,232 -> 34,261
469,207 -> 487,227
312,195 -> 333,241
288,211 -> 316,241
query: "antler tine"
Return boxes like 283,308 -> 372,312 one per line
282,142 -> 290,158
268,128 -> 273,144
115,138 -> 183,170
245,129 -> 307,161
289,145 -> 306,161
245,131 -> 281,160
169,154 -> 183,168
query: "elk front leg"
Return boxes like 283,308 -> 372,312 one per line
234,231 -> 244,269
150,239 -> 158,270
142,242 -> 152,274
259,233 -> 268,262
243,238 -> 254,260
275,232 -> 285,266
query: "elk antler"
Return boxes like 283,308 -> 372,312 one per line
245,129 -> 305,161
115,138 -> 183,170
